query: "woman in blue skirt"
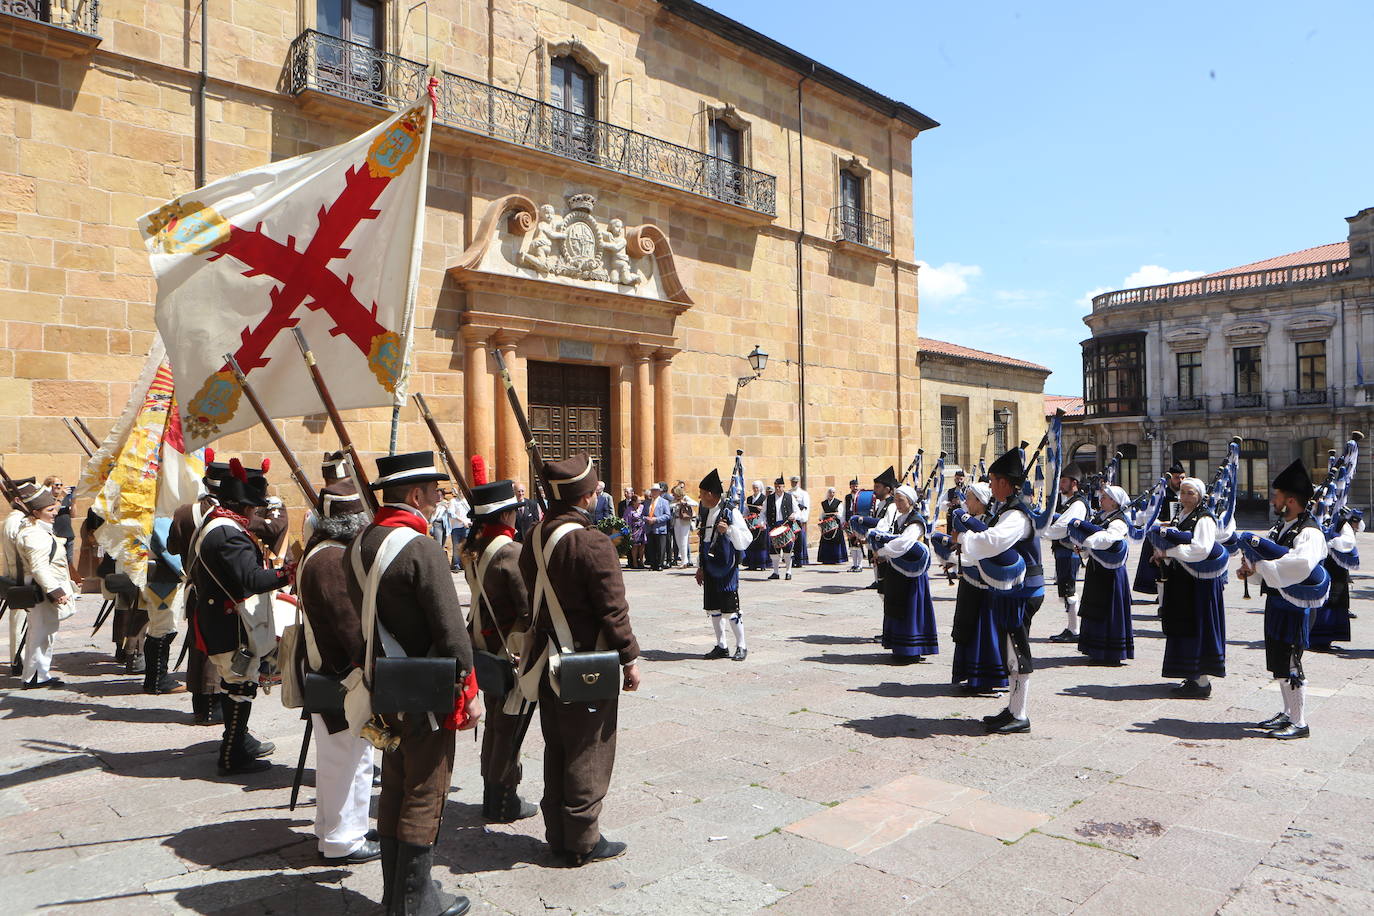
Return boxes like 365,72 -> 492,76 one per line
1309,508 -> 1358,650
1154,477 -> 1227,698
742,480 -> 770,570
1069,485 -> 1135,665
871,484 -> 939,665
946,482 -> 1008,692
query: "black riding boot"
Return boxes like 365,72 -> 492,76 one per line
380,836 -> 399,911
142,634 -> 159,693
482,782 -> 537,823
143,634 -> 183,694
391,842 -> 469,916
217,696 -> 272,776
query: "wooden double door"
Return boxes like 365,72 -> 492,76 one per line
527,361 -> 612,480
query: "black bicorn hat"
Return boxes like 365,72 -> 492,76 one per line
1060,462 -> 1083,482
372,451 -> 449,490
1272,458 -> 1313,502
699,469 -> 723,497
874,466 -> 899,489
987,448 -> 1026,482
470,480 -> 518,520
219,458 -> 270,508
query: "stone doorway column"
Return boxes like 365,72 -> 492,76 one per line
494,334 -> 527,485
653,351 -> 674,486
631,347 -> 655,490
463,328 -> 493,469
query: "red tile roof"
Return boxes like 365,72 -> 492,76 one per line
1044,395 -> 1084,418
1201,241 -> 1349,278
917,338 -> 1050,373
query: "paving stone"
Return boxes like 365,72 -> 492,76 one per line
856,821 -> 1005,887
1261,827 -> 1374,895
1128,825 -> 1270,893
594,860 -> 784,914
868,772 -> 988,814
1075,869 -> 1229,916
761,862 -> 930,914
785,793 -> 941,855
1219,863 -> 1374,914
715,828 -> 855,892
1038,782 -> 1203,857
937,797 -> 1050,842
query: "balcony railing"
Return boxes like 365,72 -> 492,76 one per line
1222,392 -> 1266,410
1163,395 -> 1205,413
1285,387 -> 1338,407
1,0 -> 98,34
1084,397 -> 1146,418
831,205 -> 891,252
286,30 -> 778,217
1092,257 -> 1351,311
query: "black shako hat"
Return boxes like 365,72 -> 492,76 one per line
470,480 -> 519,520
372,451 -> 449,490
1060,463 -> 1083,482
319,479 -> 365,519
987,448 -> 1026,483
699,469 -> 723,497
1272,459 -> 1313,502
874,466 -> 899,489
203,461 -> 231,492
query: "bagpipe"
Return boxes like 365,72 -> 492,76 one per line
1235,532 -> 1329,607
1137,439 -> 1240,580
1066,511 -> 1129,569
1025,410 -> 1066,533
915,452 -> 946,533
931,508 -> 1024,591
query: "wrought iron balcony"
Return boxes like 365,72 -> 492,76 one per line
1,0 -> 98,34
1222,392 -> 1266,410
1285,387 -> 1338,407
1163,395 -> 1205,413
831,205 -> 891,252
286,30 -> 778,217
1092,257 -> 1351,311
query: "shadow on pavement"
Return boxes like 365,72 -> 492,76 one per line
23,738 -> 292,788
802,585 -> 866,594
800,652 -> 891,666
639,649 -> 705,662
787,634 -> 875,646
852,681 -> 963,699
1061,683 -> 1171,702
1125,718 -> 1254,740
32,872 -> 368,914
163,817 -> 315,869
841,712 -> 986,739
1,693 -> 189,725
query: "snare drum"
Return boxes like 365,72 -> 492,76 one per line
820,515 -> 841,538
768,523 -> 797,553
746,512 -> 766,534
853,489 -> 875,516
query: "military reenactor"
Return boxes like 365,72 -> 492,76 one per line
168,461 -> 231,725
517,454 -> 641,867
296,479 -> 380,865
696,469 -> 753,661
346,451 -> 480,915
1240,460 -> 1327,740
15,483 -> 73,688
462,477 -> 538,824
187,459 -> 289,775
141,514 -> 188,694
1042,463 -> 1089,642
3,477 -> 37,676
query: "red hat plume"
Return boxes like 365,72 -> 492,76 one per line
261,457 -> 271,473
471,455 -> 488,485
204,447 -> 214,464
228,457 -> 247,483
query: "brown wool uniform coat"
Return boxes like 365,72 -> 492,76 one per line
519,504 -> 639,856
297,535 -> 364,734
466,534 -> 531,788
345,515 -> 473,846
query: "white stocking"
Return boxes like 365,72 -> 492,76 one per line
728,614 -> 746,651
1065,597 -> 1079,633
1289,684 -> 1307,727
1008,674 -> 1030,720
710,614 -> 725,648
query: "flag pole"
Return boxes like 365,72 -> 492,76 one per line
289,328 -> 379,513
413,393 -> 474,503
224,353 -> 320,509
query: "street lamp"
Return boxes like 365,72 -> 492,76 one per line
736,344 -> 769,389
987,406 -> 1012,437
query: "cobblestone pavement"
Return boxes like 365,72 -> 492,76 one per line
4,536 -> 1374,914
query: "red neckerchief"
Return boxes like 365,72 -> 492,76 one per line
375,504 -> 429,534
480,522 -> 516,540
210,505 -> 251,529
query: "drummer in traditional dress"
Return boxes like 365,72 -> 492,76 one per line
764,477 -> 798,581
697,470 -> 753,661
1042,463 -> 1089,643
817,487 -> 847,565
842,479 -> 867,572
870,484 -> 938,665
940,482 -> 1008,693
1150,475 -> 1228,699
743,481 -> 770,571
1067,485 -> 1135,666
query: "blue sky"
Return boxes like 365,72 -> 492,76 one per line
706,0 -> 1374,394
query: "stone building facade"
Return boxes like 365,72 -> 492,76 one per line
1078,207 -> 1374,513
917,338 -> 1051,477
0,0 -> 944,504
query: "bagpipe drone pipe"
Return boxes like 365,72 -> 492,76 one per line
916,452 -> 946,532
1066,514 -> 1129,569
704,450 -> 747,578
848,504 -> 931,578
1026,410 -> 1065,533
1234,531 -> 1330,608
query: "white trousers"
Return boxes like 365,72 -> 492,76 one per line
311,713 -> 376,857
144,586 -> 182,639
672,522 -> 693,565
20,604 -> 58,683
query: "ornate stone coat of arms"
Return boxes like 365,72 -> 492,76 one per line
520,193 -> 645,287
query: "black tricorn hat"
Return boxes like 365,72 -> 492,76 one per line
874,466 -> 899,489
372,451 -> 449,490
1272,459 -> 1313,502
1060,463 -> 1083,482
470,480 -> 518,520
699,469 -> 723,497
987,448 -> 1026,482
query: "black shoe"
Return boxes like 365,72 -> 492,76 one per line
1048,629 -> 1078,643
703,645 -> 730,660
732,647 -> 748,662
243,732 -> 275,758
767,573 -> 779,580
561,835 -> 628,867
1171,680 -> 1212,699
784,573 -> 792,581
217,697 -> 273,776
322,838 -> 382,865
1255,712 -> 1291,730
22,677 -> 64,690
863,582 -> 880,590
1268,723 -> 1310,740
394,841 -> 470,915
982,708 -> 1014,729
482,783 -> 538,823
992,716 -> 1031,734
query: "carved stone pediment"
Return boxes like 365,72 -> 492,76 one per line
1284,312 -> 1336,341
1163,326 -> 1209,350
449,193 -> 692,309
1223,319 -> 1269,340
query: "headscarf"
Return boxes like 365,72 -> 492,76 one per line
1101,485 -> 1130,511
895,484 -> 920,510
964,481 -> 992,510
752,479 -> 765,492
1179,477 -> 1207,499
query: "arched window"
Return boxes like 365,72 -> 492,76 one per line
1238,439 -> 1268,511
550,55 -> 597,160
1173,440 -> 1209,479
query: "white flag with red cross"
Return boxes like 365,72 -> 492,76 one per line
141,96 -> 434,449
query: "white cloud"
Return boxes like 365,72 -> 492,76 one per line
916,260 -> 982,301
1078,264 -> 1203,308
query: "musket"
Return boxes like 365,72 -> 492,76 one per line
490,348 -> 549,513
0,461 -> 17,501
289,716 -> 313,811
223,353 -> 321,510
62,419 -> 94,458
73,417 -> 102,450
289,328 -> 377,513
412,393 -> 474,504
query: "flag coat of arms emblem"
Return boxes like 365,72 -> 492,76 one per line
141,100 -> 434,448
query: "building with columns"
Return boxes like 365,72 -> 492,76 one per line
1,0 -> 948,503
1077,206 -> 1374,514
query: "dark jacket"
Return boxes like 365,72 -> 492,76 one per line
519,504 -> 639,666
188,515 -> 288,655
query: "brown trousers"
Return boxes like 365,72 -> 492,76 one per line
378,717 -> 457,846
538,678 -> 619,856
480,690 -> 526,789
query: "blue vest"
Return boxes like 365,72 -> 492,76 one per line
700,508 -> 741,592
1052,492 -> 1090,554
992,497 -> 1044,598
